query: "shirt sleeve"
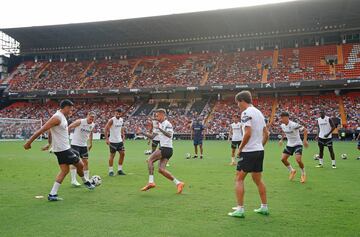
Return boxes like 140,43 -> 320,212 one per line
293,122 -> 304,130
165,122 -> 174,133
241,111 -> 253,127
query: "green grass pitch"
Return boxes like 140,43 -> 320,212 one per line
0,140 -> 359,237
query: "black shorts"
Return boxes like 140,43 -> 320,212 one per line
318,138 -> 333,147
237,150 -> 264,173
357,140 -> 360,149
160,147 -> 173,160
71,145 -> 89,159
283,145 -> 303,156
152,140 -> 160,148
109,142 -> 125,153
54,149 -> 80,165
231,141 -> 242,149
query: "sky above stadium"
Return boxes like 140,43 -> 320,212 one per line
0,0 -> 297,29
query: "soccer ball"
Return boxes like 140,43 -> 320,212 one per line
144,150 -> 152,155
185,153 -> 191,159
313,154 -> 320,160
341,154 -> 348,160
91,175 -> 102,186
277,134 -> 282,140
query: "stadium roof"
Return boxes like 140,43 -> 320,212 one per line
2,0 -> 360,54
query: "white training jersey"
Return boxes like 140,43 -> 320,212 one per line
50,110 -> 71,152
241,106 -> 266,152
152,120 -> 160,141
281,120 -> 303,147
317,116 -> 333,139
158,119 -> 174,148
231,122 -> 243,141
109,117 -> 124,143
71,119 -> 95,147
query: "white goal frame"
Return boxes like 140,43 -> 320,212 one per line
0,118 -> 43,141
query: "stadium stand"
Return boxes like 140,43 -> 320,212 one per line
6,44 -> 360,91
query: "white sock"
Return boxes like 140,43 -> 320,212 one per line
231,156 -> 235,162
118,165 -> 123,171
300,168 -> 305,175
261,203 -> 268,209
319,158 -> 324,165
286,165 -> 294,172
70,169 -> 77,182
236,205 -> 244,212
84,170 -> 90,180
332,160 -> 336,166
109,167 -> 113,172
80,176 -> 88,183
149,175 -> 154,183
50,182 -> 61,195
173,178 -> 181,185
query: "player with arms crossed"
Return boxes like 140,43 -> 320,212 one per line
138,109 -> 185,193
68,111 -> 96,186
105,108 -> 126,176
191,117 -> 206,159
316,111 -> 336,168
24,100 -> 95,201
228,91 -> 269,218
278,112 -> 308,183
228,115 -> 243,166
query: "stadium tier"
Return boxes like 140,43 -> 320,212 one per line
5,43 -> 360,92
1,92 -> 358,138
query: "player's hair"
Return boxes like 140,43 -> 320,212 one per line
60,99 -> 74,109
116,108 -> 123,113
235,90 -> 252,104
156,108 -> 167,115
88,111 -> 96,117
280,111 -> 289,117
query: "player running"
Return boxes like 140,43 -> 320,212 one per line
278,112 -> 308,183
23,100 -> 95,201
228,91 -> 269,218
316,110 -> 336,168
68,111 -> 96,186
149,115 -> 161,153
137,109 -> 185,194
228,115 -> 243,166
105,108 -> 126,176
191,117 -> 205,159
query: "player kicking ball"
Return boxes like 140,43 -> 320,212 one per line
137,109 -> 185,194
228,91 -> 269,218
24,100 -> 95,201
68,111 -> 96,186
278,112 -> 308,183
105,108 -> 126,176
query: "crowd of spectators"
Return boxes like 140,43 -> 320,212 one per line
7,44 -> 360,92
0,94 -> 358,138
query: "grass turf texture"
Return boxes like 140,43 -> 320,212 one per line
0,140 -> 359,237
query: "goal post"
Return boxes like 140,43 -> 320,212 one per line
0,118 -> 43,141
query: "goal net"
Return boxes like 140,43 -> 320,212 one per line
0,118 -> 42,141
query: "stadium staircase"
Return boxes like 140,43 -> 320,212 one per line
261,68 -> 269,83
77,61 -> 95,89
128,59 -> 142,88
337,96 -> 347,126
204,100 -> 217,126
31,62 -> 50,89
200,71 -> 209,86
337,44 -> 344,65
272,49 -> 279,68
